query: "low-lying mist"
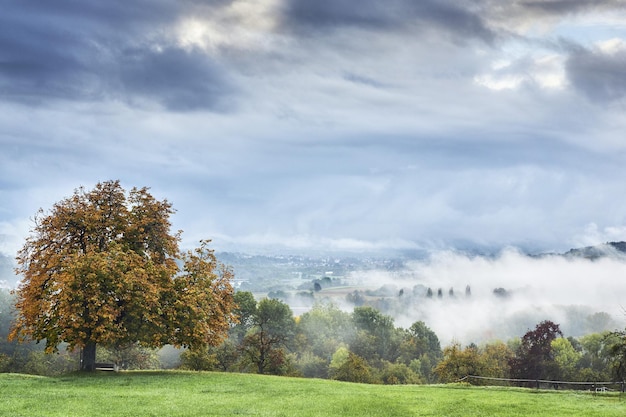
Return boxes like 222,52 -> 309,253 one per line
342,249 -> 626,345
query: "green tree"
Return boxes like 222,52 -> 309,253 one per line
10,181 -> 235,371
397,321 -> 442,382
330,351 -> 374,383
21,349 -> 79,376
379,361 -> 421,384
399,321 -> 442,360
294,302 -> 354,378
297,302 -> 353,359
209,339 -> 240,372
551,337 -> 581,381
230,291 -> 257,343
296,351 -> 329,379
606,330 -> 626,381
179,348 -> 217,371
242,298 -> 296,374
577,332 -> 615,381
351,306 -> 400,363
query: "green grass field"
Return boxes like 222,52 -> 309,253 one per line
1,371 -> 625,417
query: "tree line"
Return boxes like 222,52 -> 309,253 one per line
181,297 -> 626,386
3,286 -> 626,386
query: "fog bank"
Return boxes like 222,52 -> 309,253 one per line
349,249 -> 626,345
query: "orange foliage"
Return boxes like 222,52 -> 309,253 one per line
10,180 -> 234,355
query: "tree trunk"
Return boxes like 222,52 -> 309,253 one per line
81,342 -> 97,371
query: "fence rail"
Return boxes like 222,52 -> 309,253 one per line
457,375 -> 626,392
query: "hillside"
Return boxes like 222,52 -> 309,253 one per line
562,241 -> 626,260
2,371 -> 625,417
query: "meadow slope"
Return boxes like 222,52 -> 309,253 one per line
1,371 -> 625,417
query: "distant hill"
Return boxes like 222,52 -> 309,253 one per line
563,241 -> 626,260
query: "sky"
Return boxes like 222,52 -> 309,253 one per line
2,0 -> 626,256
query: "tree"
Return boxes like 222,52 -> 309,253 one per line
329,349 -> 373,383
242,298 -> 296,374
480,341 -> 513,380
179,348 -> 217,371
230,291 -> 257,343
297,302 -> 353,359
169,242 -> 236,350
577,332 -> 615,381
434,342 -> 485,383
551,337 -> 581,381
406,321 -> 442,359
509,320 -> 563,383
606,330 -> 626,381
10,181 -> 235,371
397,321 -> 442,382
351,306 -> 400,363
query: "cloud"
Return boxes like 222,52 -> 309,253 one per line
119,46 -> 236,111
517,0 -> 624,16
349,249 -> 626,344
566,42 -> 626,102
475,53 -> 567,91
0,0 -> 237,110
280,0 -> 495,43
483,0 -> 626,35
1,1 -> 626,258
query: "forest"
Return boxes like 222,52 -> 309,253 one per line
2,287 -> 626,388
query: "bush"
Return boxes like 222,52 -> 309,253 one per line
330,351 -> 375,384
379,361 -> 422,384
179,349 -> 217,371
296,352 -> 328,379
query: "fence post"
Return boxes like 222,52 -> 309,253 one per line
536,380 -> 540,390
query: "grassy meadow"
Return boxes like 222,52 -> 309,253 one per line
1,371 -> 625,417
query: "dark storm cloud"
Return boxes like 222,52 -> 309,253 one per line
519,0 -> 625,15
0,0 -> 236,110
119,46 -> 235,111
281,0 -> 495,43
566,46 -> 626,102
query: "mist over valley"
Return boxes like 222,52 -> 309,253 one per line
222,243 -> 626,345
2,242 -> 624,346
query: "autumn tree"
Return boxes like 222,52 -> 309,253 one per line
480,341 -> 514,381
10,180 -> 235,371
434,342 -> 485,383
509,320 -> 563,383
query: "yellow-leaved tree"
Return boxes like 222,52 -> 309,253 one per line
10,180 -> 235,371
